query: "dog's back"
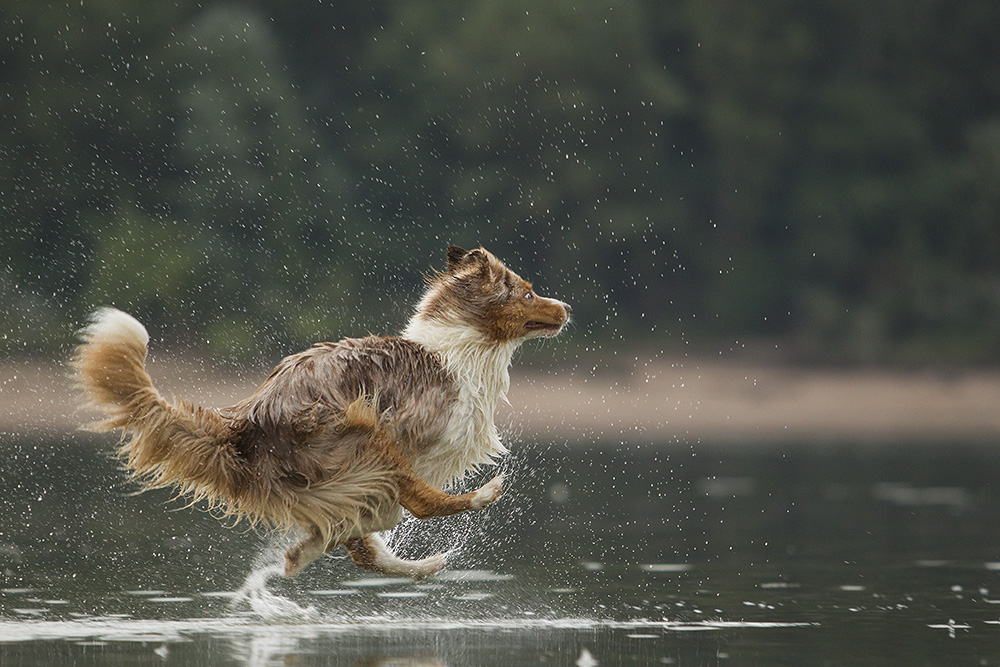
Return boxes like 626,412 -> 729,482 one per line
223,336 -> 458,465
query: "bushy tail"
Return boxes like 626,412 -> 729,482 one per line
72,308 -> 245,511
73,308 -> 156,432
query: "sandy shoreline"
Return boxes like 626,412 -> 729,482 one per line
2,355 -> 999,444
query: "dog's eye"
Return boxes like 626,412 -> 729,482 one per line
524,292 -> 533,301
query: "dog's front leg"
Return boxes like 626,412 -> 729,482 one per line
395,469 -> 504,519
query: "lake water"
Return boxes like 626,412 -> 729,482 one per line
2,435 -> 1000,665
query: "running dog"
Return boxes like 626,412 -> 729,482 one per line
73,246 -> 570,579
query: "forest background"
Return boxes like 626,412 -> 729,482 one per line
3,0 -> 999,369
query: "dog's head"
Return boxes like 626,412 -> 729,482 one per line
414,245 -> 571,344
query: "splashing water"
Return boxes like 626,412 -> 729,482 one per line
230,535 -> 316,620
224,468 -> 514,624
381,456 -> 525,570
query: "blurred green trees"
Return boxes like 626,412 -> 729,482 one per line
2,0 -> 999,363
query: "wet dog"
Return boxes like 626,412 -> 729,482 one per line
73,246 -> 570,578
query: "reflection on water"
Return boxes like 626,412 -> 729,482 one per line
3,437 -> 1000,664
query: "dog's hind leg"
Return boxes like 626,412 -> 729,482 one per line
284,529 -> 327,578
395,469 -> 504,519
343,533 -> 447,580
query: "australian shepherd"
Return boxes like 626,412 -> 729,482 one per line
73,246 -> 570,579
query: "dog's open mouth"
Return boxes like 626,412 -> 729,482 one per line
524,320 -> 562,332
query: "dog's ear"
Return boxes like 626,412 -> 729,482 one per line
447,246 -> 497,284
446,245 -> 469,272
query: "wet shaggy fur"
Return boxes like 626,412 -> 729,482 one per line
72,246 -> 571,579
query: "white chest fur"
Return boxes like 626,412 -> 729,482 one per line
402,318 -> 516,489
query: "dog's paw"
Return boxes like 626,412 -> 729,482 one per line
284,547 -> 304,578
284,533 -> 327,577
284,539 -> 323,578
470,474 -> 504,510
411,552 -> 448,581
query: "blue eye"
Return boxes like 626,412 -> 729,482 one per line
524,292 -> 533,301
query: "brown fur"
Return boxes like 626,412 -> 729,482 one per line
422,247 -> 569,343
71,246 -> 570,578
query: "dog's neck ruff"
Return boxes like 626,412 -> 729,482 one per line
402,314 -> 518,487
403,315 -> 516,401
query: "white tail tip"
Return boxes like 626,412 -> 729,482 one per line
80,307 -> 150,347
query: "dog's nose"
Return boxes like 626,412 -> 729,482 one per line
563,302 -> 572,315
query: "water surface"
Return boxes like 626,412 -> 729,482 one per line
2,436 -> 1000,664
